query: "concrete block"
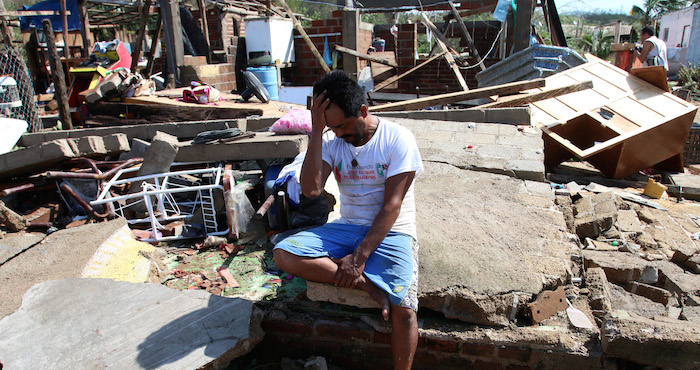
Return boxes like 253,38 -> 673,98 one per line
102,133 -> 130,153
74,136 -> 108,156
137,131 -> 179,176
574,192 -> 620,240
582,250 -> 655,284
585,267 -> 611,312
683,253 -> 700,273
175,132 -> 308,162
658,260 -> 700,298
0,279 -> 263,369
616,210 -> 643,234
508,159 -> 546,182
681,306 -> 700,322
306,281 -> 379,309
609,284 -> 666,318
0,139 -> 77,179
602,312 -> 700,369
119,138 -> 150,161
627,281 -> 673,305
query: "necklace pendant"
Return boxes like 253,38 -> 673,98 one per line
351,158 -> 358,167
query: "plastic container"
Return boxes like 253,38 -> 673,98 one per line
246,66 -> 279,101
493,0 -> 510,22
643,178 -> 668,199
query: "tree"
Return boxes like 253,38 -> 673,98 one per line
631,0 -> 688,27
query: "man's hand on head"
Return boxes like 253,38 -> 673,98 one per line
311,91 -> 330,134
332,253 -> 366,288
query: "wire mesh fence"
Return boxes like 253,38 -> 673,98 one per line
0,43 -> 42,132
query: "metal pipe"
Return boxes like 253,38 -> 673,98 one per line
46,158 -> 142,180
2,182 -> 55,196
255,194 -> 276,220
59,182 -> 111,219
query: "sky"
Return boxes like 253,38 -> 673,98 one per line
554,0 -> 647,14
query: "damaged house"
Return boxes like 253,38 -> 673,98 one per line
1,0 -> 700,369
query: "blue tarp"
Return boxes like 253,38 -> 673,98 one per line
19,0 -> 81,32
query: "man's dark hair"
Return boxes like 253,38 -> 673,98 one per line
312,70 -> 367,117
642,26 -> 655,37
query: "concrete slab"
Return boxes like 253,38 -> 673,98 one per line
602,311 -> 700,369
0,134 -> 130,180
0,219 -> 127,318
19,119 -> 247,147
0,278 -> 263,369
175,132 -> 308,162
389,118 -> 545,181
415,162 -> 573,326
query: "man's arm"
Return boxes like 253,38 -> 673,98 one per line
301,92 -> 332,198
334,171 -> 416,288
636,40 -> 654,64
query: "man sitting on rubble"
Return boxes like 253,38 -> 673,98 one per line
273,70 -> 423,369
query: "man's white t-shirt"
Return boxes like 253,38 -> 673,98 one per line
645,36 -> 669,71
322,117 -> 423,239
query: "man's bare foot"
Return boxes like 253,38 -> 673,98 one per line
358,277 -> 391,321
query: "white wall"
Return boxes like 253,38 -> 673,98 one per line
659,6 -> 695,47
687,8 -> 700,66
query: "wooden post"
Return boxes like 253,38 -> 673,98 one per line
614,21 -> 621,44
196,0 -> 212,63
421,12 -> 468,91
159,0 -> 184,87
543,0 -> 567,47
448,0 -> 485,71
513,0 -> 533,53
145,10 -> 163,77
342,9 -> 360,80
42,19 -> 72,130
277,0 -> 330,73
499,15 -> 508,59
77,0 -> 91,57
25,29 -> 42,93
131,0 -> 152,73
59,0 -> 69,56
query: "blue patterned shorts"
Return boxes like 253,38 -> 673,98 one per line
274,222 -> 419,311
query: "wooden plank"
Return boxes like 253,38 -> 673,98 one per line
77,0 -> 91,57
159,0 -> 184,87
1,19 -> 12,48
448,0 -> 485,71
368,79 -> 545,112
630,66 -> 669,92
606,97 -> 666,127
335,45 -> 398,68
371,51 -> 446,93
196,0 -> 212,63
42,19 -> 72,130
278,0 -> 330,73
475,81 -> 593,109
59,0 -> 69,53
420,12 -> 465,64
130,0 -> 152,73
369,51 -> 397,88
342,9 -> 359,79
421,12 -> 468,91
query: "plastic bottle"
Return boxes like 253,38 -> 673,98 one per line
493,0 -> 510,22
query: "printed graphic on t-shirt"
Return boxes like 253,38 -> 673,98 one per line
335,161 -> 387,185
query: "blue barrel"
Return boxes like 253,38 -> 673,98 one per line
247,66 -> 279,101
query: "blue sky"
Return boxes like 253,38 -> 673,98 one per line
554,0 -> 646,14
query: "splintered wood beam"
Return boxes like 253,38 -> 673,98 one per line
277,0 -> 330,73
473,80 -> 594,109
130,0 -> 152,73
368,78 -> 546,112
371,51 -> 446,93
197,0 -> 212,63
421,12 -> 468,91
448,0 -> 485,71
334,45 -> 398,68
43,19 -> 72,130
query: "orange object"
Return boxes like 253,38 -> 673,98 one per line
217,266 -> 241,288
